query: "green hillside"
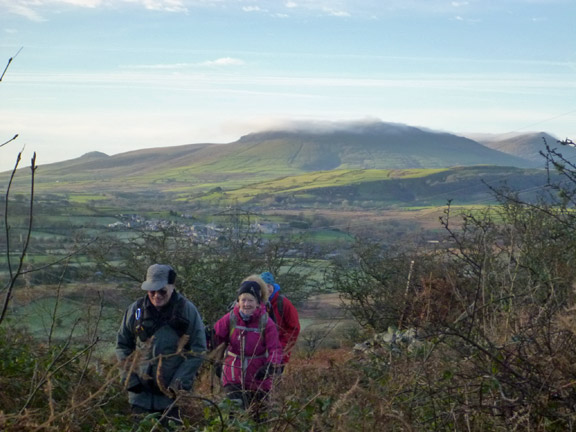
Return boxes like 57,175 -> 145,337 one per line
1,122 -> 554,214
2,122 -> 540,195
184,166 -> 550,208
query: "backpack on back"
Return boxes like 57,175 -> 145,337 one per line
268,294 -> 285,324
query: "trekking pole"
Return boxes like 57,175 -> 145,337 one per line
240,334 -> 249,409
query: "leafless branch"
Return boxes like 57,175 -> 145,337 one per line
0,47 -> 23,82
0,153 -> 37,325
0,134 -> 18,149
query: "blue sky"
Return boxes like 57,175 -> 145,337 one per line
1,0 -> 575,172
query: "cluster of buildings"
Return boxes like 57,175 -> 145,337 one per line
107,214 -> 281,243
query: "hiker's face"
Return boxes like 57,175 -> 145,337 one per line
238,293 -> 259,316
147,284 -> 174,308
265,283 -> 274,296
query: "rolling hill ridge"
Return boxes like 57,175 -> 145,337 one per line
468,132 -> 560,163
2,121 -> 566,208
15,122 -> 555,180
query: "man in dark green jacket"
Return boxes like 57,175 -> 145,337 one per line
116,264 -> 206,425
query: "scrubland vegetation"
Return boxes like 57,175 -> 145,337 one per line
1,139 -> 576,431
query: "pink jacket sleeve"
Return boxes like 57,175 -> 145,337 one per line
213,313 -> 231,347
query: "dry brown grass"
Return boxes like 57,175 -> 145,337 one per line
263,207 -> 446,231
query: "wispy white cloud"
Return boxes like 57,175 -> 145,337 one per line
198,57 -> 246,67
453,14 -> 481,23
120,57 -> 245,69
2,3 -> 48,21
139,0 -> 188,13
242,6 -> 262,12
251,117 -> 407,135
322,7 -> 350,17
122,62 -> 194,69
55,0 -> 102,7
10,67 -> 575,95
0,0 -> 188,19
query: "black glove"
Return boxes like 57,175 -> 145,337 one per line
255,365 -> 268,380
147,380 -> 165,395
270,365 -> 283,376
126,373 -> 144,393
215,363 -> 223,378
255,364 -> 282,380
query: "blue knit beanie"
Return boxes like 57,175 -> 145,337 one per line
260,271 -> 275,285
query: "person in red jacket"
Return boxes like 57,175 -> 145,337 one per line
260,271 -> 301,370
213,278 -> 283,418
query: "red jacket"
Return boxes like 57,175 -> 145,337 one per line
214,305 -> 282,392
267,292 -> 300,364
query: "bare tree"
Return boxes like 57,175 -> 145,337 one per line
0,49 -> 37,326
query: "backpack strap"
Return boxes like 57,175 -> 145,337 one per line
259,313 -> 268,333
133,297 -> 147,341
229,310 -> 236,339
229,310 -> 268,339
167,298 -> 190,337
268,294 -> 285,324
277,295 -> 284,320
133,295 -> 188,342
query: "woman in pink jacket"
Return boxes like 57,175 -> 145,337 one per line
213,278 -> 283,417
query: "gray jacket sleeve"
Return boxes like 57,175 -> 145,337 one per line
168,300 -> 207,391
115,302 -> 137,382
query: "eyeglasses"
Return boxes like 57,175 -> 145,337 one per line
149,288 -> 168,297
